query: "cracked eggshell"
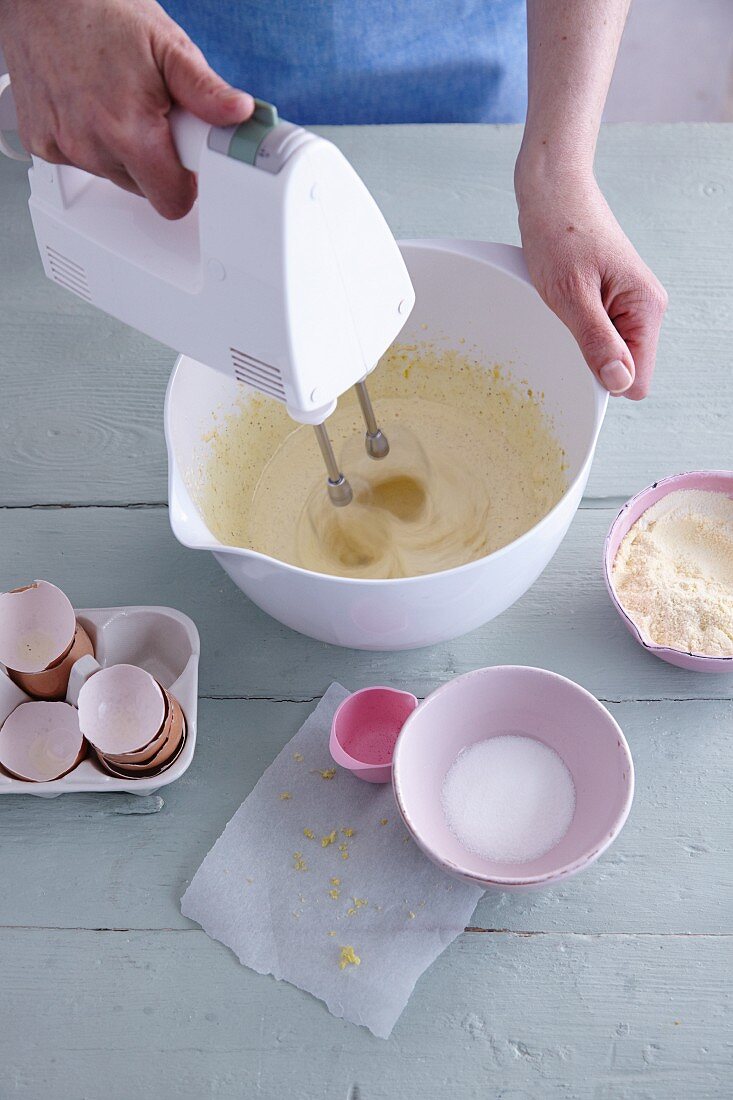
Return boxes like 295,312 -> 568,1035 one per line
0,701 -> 86,782
0,581 -> 76,672
11,623 -> 94,701
78,663 -> 165,755
102,691 -> 172,766
0,581 -> 75,673
97,709 -> 187,778
102,692 -> 186,772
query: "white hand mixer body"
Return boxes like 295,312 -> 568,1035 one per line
0,87 -> 415,504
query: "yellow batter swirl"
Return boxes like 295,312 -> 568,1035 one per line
193,344 -> 567,579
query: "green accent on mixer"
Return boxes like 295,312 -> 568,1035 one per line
227,100 -> 280,165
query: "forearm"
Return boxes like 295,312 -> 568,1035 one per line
512,1 -> 666,400
516,0 -> 630,193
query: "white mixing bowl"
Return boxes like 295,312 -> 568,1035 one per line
165,239 -> 607,650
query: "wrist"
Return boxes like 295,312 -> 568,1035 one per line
514,136 -> 595,211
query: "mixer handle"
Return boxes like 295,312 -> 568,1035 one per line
168,107 -> 213,174
0,78 -> 291,204
0,76 -> 223,175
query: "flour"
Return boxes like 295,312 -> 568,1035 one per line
612,489 -> 733,656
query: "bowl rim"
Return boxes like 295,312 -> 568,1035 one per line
391,664 -> 635,887
165,238 -> 608,586
603,469 -> 733,664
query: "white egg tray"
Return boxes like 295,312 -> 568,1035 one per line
0,605 -> 200,797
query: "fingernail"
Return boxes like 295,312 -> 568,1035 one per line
222,89 -> 254,114
600,360 -> 633,394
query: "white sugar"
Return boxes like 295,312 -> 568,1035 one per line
441,734 -> 576,863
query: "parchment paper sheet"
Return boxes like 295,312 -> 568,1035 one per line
181,684 -> 482,1038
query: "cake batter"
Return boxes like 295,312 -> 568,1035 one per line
193,344 -> 567,579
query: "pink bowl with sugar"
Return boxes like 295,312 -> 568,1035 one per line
392,666 -> 634,891
330,686 -> 419,783
604,470 -> 733,673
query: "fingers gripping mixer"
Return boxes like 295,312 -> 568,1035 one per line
2,89 -> 415,505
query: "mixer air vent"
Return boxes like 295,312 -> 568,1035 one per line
46,247 -> 91,302
230,347 -> 286,399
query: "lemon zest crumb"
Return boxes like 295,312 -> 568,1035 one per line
339,946 -> 361,970
316,768 -> 336,780
293,752 -> 304,762
328,889 -> 340,900
379,818 -> 388,826
292,852 -> 308,872
303,827 -> 315,840
341,828 -> 355,838
279,791 -> 292,801
330,877 -> 340,886
321,830 -> 337,847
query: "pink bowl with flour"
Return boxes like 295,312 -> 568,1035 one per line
604,470 -> 733,673
392,666 -> 634,891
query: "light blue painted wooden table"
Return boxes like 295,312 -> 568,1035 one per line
0,123 -> 731,1100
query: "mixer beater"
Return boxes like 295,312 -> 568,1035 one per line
355,379 -> 390,461
313,379 -> 390,507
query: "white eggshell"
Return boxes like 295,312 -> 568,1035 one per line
77,663 -> 165,754
0,701 -> 84,781
0,581 -> 76,673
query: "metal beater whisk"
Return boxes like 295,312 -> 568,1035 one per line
313,379 -> 389,506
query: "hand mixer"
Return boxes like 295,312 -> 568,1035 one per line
0,83 -> 415,506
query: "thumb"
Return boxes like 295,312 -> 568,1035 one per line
555,289 -> 636,396
162,39 -> 255,128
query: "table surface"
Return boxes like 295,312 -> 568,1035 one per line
0,122 -> 731,1100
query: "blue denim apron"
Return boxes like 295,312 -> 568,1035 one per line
162,1 -> 527,124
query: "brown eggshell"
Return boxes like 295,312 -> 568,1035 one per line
102,694 -> 185,773
78,663 -> 166,754
9,622 -> 94,701
96,709 -> 186,779
2,742 -> 88,783
0,701 -> 87,782
103,687 -> 173,766
0,581 -> 76,673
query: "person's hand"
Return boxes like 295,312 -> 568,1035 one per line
516,169 -> 668,400
0,0 -> 254,218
